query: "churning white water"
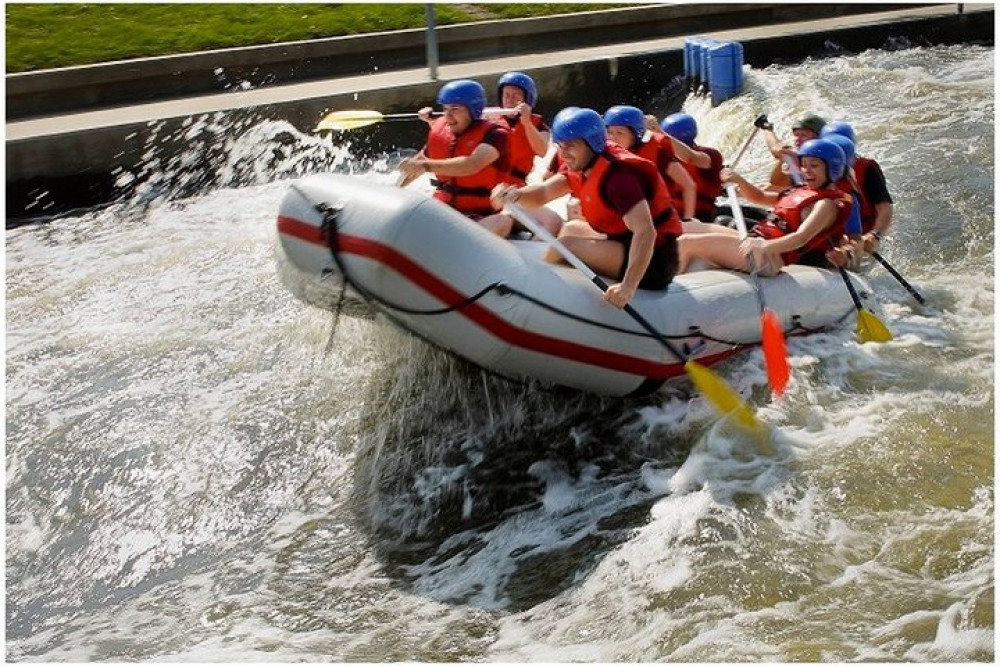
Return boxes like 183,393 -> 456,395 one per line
6,43 -> 993,661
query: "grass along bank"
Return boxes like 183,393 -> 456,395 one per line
5,3 -> 633,72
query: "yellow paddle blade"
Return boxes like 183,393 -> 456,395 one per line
857,308 -> 893,343
684,359 -> 762,431
315,110 -> 385,132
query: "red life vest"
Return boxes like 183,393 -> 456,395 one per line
853,157 -> 880,232
425,117 -> 508,215
496,113 -> 545,185
563,142 -> 680,243
752,186 -> 852,265
630,134 -> 686,214
681,144 -> 724,221
834,156 -> 885,234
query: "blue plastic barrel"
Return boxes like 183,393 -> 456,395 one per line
708,41 -> 744,106
686,37 -> 707,87
683,36 -> 706,86
697,38 -> 718,93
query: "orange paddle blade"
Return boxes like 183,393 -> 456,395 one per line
760,308 -> 790,398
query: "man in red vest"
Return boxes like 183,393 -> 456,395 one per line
489,71 -> 562,235
491,107 -> 681,309
398,79 -> 513,236
820,121 -> 894,267
823,121 -> 894,250
758,113 -> 826,191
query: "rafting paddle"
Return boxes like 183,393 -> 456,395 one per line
871,250 -> 926,304
505,202 -> 762,431
726,183 -> 790,398
728,126 -> 760,170
838,262 -> 893,343
839,174 -> 924,305
315,107 -> 516,132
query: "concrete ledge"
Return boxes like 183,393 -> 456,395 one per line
7,3 -> 920,119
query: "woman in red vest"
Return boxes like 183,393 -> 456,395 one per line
491,107 -> 681,309
603,105 -> 698,224
398,79 -> 513,236
677,138 -> 853,276
656,113 -> 725,224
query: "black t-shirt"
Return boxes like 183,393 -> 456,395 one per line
861,158 -> 892,205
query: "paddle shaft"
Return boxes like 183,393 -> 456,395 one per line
725,183 -> 769,312
316,106 -> 519,132
382,107 -> 516,121
355,107 -> 516,123
380,112 -> 426,122
729,127 -> 760,170
726,182 -> 790,397
506,202 -> 689,364
872,250 -> 926,304
837,263 -> 866,311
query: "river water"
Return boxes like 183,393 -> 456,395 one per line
6,43 -> 994,661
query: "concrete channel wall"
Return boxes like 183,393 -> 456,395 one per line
7,4 -> 914,119
5,3 -> 992,222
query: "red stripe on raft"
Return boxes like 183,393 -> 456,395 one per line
277,215 -> 739,380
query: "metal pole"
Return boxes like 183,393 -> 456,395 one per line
425,4 -> 439,81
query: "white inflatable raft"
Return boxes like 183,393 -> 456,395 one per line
276,174 -> 878,397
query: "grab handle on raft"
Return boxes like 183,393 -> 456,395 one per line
504,201 -> 762,431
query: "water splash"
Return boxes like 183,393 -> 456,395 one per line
5,43 -> 994,662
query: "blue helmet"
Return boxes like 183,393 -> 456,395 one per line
798,138 -> 847,182
437,79 -> 486,119
660,113 -> 698,146
552,107 -> 606,153
497,71 -> 537,107
603,105 -> 647,141
820,120 -> 857,144
824,133 -> 856,167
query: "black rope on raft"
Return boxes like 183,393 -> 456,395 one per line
313,200 -> 844,354
322,273 -> 349,358
314,202 -> 509,353
316,202 -> 350,355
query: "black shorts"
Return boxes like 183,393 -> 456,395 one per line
608,232 -> 679,290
